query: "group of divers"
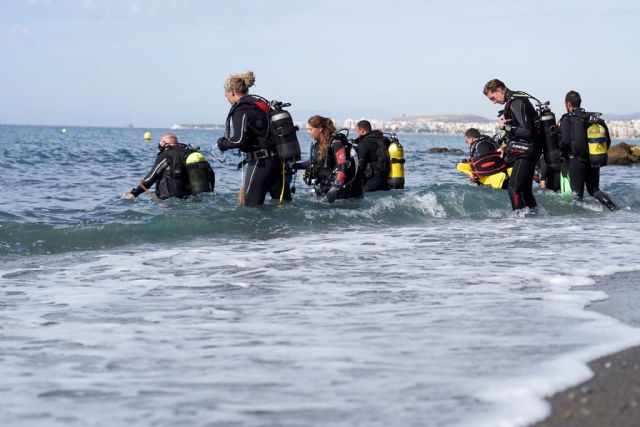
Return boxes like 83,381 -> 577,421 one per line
123,72 -> 617,212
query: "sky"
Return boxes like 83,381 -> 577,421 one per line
1,0 -> 639,127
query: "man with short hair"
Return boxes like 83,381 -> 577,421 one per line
558,90 -> 617,210
354,120 -> 390,192
484,79 -> 542,211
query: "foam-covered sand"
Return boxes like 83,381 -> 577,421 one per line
532,271 -> 640,426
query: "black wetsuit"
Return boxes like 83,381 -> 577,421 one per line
501,90 -> 543,211
559,108 -> 617,210
218,95 -> 291,206
130,144 -> 190,200
300,135 -> 363,199
356,130 -> 390,192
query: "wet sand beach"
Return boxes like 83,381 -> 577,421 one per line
532,271 -> 640,427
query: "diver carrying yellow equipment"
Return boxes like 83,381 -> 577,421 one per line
456,157 -> 512,189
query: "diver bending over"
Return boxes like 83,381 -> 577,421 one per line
123,132 -> 195,200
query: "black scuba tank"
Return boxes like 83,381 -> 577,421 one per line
538,104 -> 561,170
269,101 -> 301,161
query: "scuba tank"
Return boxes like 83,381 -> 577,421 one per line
185,150 -> 215,195
387,133 -> 405,189
586,113 -> 608,167
538,103 -> 561,170
269,100 -> 302,162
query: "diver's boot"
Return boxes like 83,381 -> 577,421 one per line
594,191 -> 618,211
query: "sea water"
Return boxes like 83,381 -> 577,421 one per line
1,124 -> 640,427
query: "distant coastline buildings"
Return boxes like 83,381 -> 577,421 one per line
336,115 -> 640,139
339,115 -> 498,135
170,115 -> 640,139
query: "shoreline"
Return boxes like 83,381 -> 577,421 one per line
531,271 -> 640,426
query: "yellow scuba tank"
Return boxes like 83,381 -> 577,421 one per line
185,151 -> 214,194
586,119 -> 608,167
388,134 -> 405,189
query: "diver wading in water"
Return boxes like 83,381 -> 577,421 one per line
216,71 -> 297,207
354,120 -> 390,192
461,128 -> 509,189
292,115 -> 362,203
122,132 -> 214,201
484,79 -> 543,212
558,90 -> 617,210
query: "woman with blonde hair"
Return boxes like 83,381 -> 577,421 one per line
292,115 -> 362,203
216,71 -> 291,206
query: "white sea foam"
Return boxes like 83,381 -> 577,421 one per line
2,212 -> 640,426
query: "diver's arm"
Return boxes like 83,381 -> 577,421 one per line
130,156 -> 168,197
218,110 -> 249,150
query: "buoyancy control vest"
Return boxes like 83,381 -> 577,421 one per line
357,131 -> 391,179
170,144 -> 215,195
160,145 -> 191,199
564,110 -> 609,167
224,95 -> 272,154
224,95 -> 302,161
468,135 -> 507,177
469,135 -> 499,159
306,133 -> 359,192
502,91 -> 551,161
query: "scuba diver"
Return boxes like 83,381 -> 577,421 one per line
216,70 -> 291,207
354,120 -> 390,192
463,128 -> 508,188
484,79 -> 543,212
465,128 -> 501,159
122,132 -> 214,200
558,90 -> 617,210
292,115 -> 363,203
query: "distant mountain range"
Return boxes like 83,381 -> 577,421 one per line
602,113 -> 640,121
389,114 -> 492,123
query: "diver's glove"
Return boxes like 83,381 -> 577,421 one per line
326,185 -> 339,204
217,137 -> 234,152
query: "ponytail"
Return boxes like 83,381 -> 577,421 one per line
224,70 -> 256,95
308,115 -> 336,160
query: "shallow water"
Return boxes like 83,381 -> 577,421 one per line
1,125 -> 640,426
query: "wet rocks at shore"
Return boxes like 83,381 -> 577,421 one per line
428,147 -> 465,154
608,142 -> 640,165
